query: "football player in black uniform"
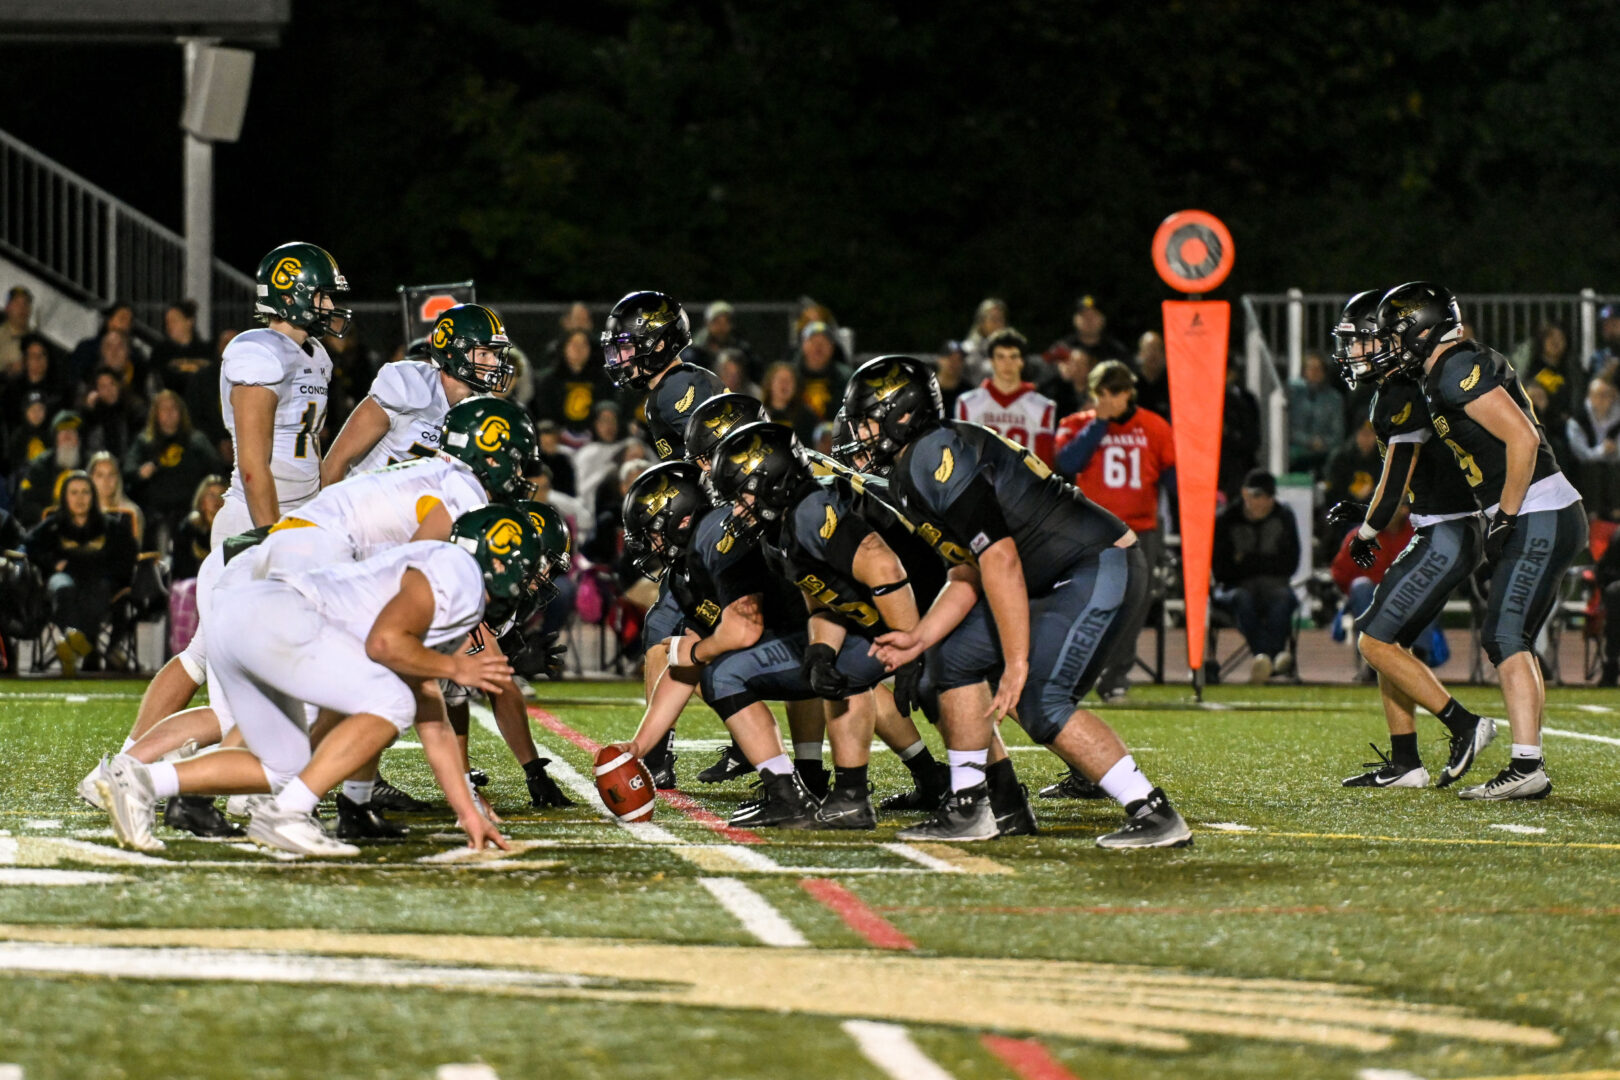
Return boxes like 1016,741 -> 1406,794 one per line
710,421 -> 1002,830
1375,282 -> 1587,801
841,356 -> 1190,846
601,290 -> 726,786
1326,288 -> 1499,789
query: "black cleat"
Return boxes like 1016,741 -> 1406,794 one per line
749,771 -> 822,829
1342,745 -> 1429,788
468,768 -> 490,789
991,782 -> 1039,837
524,758 -> 575,808
814,785 -> 876,830
371,775 -> 434,813
162,796 -> 244,839
796,762 -> 830,800
1436,717 -> 1498,788
1038,769 -> 1108,800
335,794 -> 410,840
1095,788 -> 1192,849
896,785 -> 997,841
728,779 -> 766,826
878,762 -> 949,812
697,743 -> 751,784
644,729 -> 679,790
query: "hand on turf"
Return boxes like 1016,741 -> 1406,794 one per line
1348,533 -> 1380,569
450,651 -> 512,695
870,629 -> 924,671
1326,500 -> 1369,529
459,810 -> 510,851
985,659 -> 1027,724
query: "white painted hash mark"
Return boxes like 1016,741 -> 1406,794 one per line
699,877 -> 809,947
436,1066 -> 499,1080
1203,822 -> 1257,832
0,869 -> 130,886
1543,726 -> 1620,747
1357,1070 -> 1427,1080
1489,824 -> 1547,835
842,1020 -> 957,1080
0,1064 -> 23,1080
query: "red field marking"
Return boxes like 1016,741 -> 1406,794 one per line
799,878 -> 916,951
980,1034 -> 1083,1080
877,903 -> 1620,918
527,706 -> 764,844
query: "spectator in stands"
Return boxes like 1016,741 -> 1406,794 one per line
23,469 -> 137,676
321,323 -> 375,434
186,329 -> 236,467
532,328 -> 617,445
1135,331 -> 1171,419
94,329 -> 149,411
122,390 -> 224,550
151,300 -> 212,394
88,450 -> 143,547
541,302 -> 594,371
1055,360 -> 1176,700
955,328 -> 1057,464
1322,421 -> 1382,547
1523,322 -> 1580,438
1212,469 -> 1300,683
961,297 -> 1008,380
934,341 -> 969,418
1049,294 -> 1131,369
0,286 -> 33,376
795,321 -> 849,421
531,468 -> 588,547
170,475 -> 226,583
792,297 -> 838,340
16,410 -> 83,526
5,392 -> 51,487
573,401 -> 645,506
1588,304 -> 1620,380
81,366 -> 144,459
69,301 -> 140,385
535,420 -> 577,496
1566,376 -> 1620,519
2,335 -> 66,430
1038,344 -> 1094,420
692,301 -> 759,381
1219,357 -> 1262,502
1288,350 -> 1345,475
762,361 -> 820,445
585,457 -> 651,564
715,348 -> 761,398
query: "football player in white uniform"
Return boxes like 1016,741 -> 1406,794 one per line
98,507 -> 544,856
321,303 -> 515,483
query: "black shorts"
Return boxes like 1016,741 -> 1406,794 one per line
1359,517 -> 1482,649
1482,501 -> 1587,664
699,630 -> 889,720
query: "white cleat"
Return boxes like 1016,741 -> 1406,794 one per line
224,794 -> 271,819
247,803 -> 360,857
1458,763 -> 1551,801
97,755 -> 164,852
77,765 -> 106,810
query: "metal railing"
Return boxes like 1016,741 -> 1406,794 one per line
0,125 -> 256,338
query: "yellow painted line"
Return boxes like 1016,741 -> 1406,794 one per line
1452,1072 -> 1620,1080
903,842 -> 1015,876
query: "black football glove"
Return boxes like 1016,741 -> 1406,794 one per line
891,656 -> 925,717
1484,510 -> 1519,565
524,757 -> 575,807
1348,532 -> 1380,569
1326,500 -> 1369,529
801,642 -> 848,697
506,631 -> 569,681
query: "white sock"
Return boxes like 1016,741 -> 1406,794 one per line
896,739 -> 926,762
1097,755 -> 1154,808
946,748 -> 988,792
148,761 -> 180,800
120,736 -> 137,753
274,778 -> 319,815
342,780 -> 375,804
757,754 -> 794,777
792,741 -> 823,762
1511,743 -> 1541,761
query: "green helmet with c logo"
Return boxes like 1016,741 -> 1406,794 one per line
254,241 -> 353,339
440,396 -> 538,502
451,504 -> 543,632
429,303 -> 515,395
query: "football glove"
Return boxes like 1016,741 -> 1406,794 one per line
801,642 -> 848,697
891,656 -> 925,717
1484,510 -> 1519,565
504,630 -> 569,681
524,757 -> 575,808
1348,531 -> 1380,569
1326,500 -> 1369,529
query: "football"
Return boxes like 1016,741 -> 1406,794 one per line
593,742 -> 656,822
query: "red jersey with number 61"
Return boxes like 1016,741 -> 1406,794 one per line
1055,405 -> 1174,532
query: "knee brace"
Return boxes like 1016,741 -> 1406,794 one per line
707,692 -> 757,723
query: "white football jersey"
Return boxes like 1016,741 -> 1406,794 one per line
219,327 -> 332,507
275,541 -> 487,653
296,456 -> 488,561
351,360 -> 451,475
954,382 -> 1056,453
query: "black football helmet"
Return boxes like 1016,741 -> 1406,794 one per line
1331,288 -> 1393,386
622,461 -> 709,579
709,421 -> 813,547
839,356 -> 943,476
600,290 -> 691,389
684,392 -> 766,471
1375,281 -> 1463,373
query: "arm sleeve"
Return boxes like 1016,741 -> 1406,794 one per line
1055,417 -> 1110,476
219,337 -> 283,388
1365,441 -> 1416,532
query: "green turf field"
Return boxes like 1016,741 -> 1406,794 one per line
1,679 -> 1618,1080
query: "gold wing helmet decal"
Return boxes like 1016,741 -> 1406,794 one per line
640,300 -> 674,331
674,383 -> 697,413
727,434 -> 769,474
934,447 -> 954,484
865,364 -> 910,402
820,505 -> 838,540
640,474 -> 678,516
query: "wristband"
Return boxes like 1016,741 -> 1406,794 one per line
666,635 -> 689,667
1356,523 -> 1378,541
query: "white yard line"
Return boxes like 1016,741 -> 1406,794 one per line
0,1064 -> 23,1080
1543,726 -> 1620,747
842,1021 -> 957,1080
882,843 -> 963,874
698,877 -> 809,947
0,869 -> 130,886
435,1066 -> 500,1080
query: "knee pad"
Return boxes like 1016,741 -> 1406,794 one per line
707,692 -> 757,723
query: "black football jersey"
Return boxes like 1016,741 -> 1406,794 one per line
889,420 -> 1129,595
690,504 -> 802,635
1421,342 -> 1562,510
647,363 -> 724,461
802,453 -> 950,611
1370,374 -> 1477,518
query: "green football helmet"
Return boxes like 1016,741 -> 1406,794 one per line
451,505 -> 544,632
254,241 -> 353,339
440,396 -> 538,502
514,499 -> 573,609
429,303 -> 515,395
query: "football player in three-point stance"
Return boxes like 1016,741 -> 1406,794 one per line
1374,282 -> 1587,800
600,290 -> 725,786
841,356 -> 1190,846
99,507 -> 543,857
1326,288 -> 1500,790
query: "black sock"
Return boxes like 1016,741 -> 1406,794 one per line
834,764 -> 868,791
1390,732 -> 1421,767
1509,755 -> 1543,774
902,745 -> 936,778
984,757 -> 1018,801
1435,698 -> 1479,737
796,757 -> 827,776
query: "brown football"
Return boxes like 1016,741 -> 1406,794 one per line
593,742 -> 656,822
